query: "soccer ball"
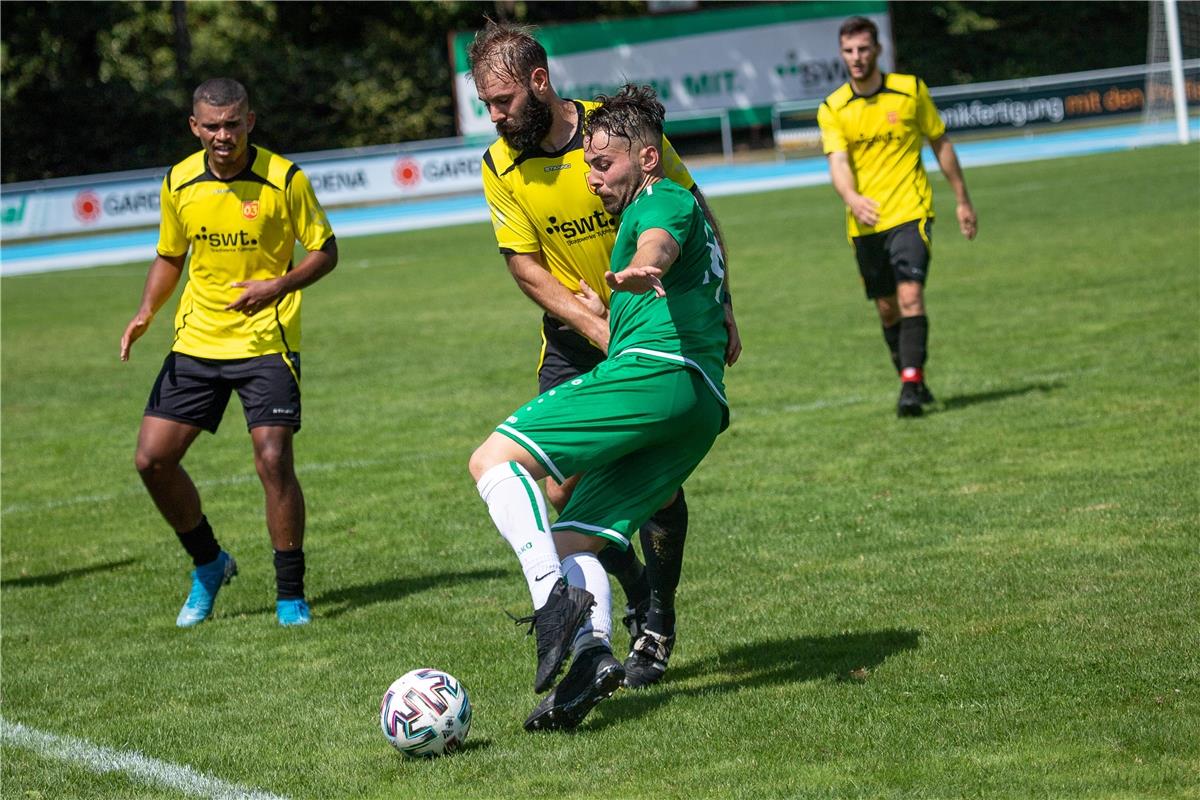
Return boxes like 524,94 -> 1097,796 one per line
379,668 -> 472,758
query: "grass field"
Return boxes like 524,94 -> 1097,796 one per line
2,144 -> 1198,800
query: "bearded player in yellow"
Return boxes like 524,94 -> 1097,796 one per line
818,16 -> 977,417
120,79 -> 337,627
468,20 -> 741,690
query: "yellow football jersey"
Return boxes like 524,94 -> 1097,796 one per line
818,73 -> 946,237
481,99 -> 694,308
157,146 -> 334,359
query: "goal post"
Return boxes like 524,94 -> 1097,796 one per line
1146,0 -> 1198,143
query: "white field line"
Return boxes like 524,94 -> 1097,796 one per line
1,457 -> 393,516
1,717 -> 289,800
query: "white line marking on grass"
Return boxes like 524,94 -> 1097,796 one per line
1,457 -> 393,515
1,717 -> 290,800
736,395 -> 871,417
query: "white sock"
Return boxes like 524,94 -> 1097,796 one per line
476,461 -> 562,610
561,551 -> 611,653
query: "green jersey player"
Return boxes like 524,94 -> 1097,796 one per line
468,84 -> 730,732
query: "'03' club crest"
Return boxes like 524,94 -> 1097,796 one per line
242,200 -> 260,219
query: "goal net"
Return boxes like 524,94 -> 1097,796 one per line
1144,0 -> 1200,135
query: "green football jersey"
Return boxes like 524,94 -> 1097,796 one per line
607,178 -> 728,405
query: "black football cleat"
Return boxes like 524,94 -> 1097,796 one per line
524,646 -> 625,732
513,578 -> 595,693
897,381 -> 924,418
623,629 -> 675,689
917,381 -> 935,405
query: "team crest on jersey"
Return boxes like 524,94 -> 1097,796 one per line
242,200 -> 259,219
887,111 -> 899,124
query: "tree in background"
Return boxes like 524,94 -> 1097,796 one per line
1,1 -> 1148,183
892,1 -> 1148,85
0,0 -> 642,182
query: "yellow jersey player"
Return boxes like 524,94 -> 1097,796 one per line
468,20 -> 740,690
818,16 -> 977,417
120,78 -> 337,627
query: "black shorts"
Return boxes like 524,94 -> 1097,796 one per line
852,218 -> 933,299
145,352 -> 302,434
537,313 -> 605,393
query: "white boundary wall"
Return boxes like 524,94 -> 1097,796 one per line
0,142 -> 485,242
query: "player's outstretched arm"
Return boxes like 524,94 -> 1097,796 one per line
605,228 -> 679,297
930,135 -> 977,240
226,238 -> 339,316
120,253 -> 186,361
606,265 -> 666,297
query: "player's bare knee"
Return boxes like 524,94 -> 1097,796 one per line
874,297 -> 900,325
469,434 -> 527,481
253,443 -> 293,486
467,445 -> 488,482
134,447 -> 173,478
896,284 -> 925,316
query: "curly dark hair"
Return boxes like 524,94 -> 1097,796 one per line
583,84 -> 665,150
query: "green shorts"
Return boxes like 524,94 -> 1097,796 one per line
496,354 -> 726,550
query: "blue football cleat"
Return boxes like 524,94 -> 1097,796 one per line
176,551 -> 237,627
276,598 -> 311,626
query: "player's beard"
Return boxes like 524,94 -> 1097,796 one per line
498,88 -> 554,152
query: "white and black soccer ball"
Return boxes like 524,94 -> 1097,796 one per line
379,668 -> 472,758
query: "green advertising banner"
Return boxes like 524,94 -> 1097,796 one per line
452,2 -> 889,136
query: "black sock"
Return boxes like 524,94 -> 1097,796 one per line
596,545 -> 650,608
274,548 -> 305,600
176,516 -> 220,567
899,315 -> 929,375
640,488 -> 688,634
882,321 -> 902,373
646,607 -> 676,637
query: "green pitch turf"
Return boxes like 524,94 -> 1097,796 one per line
2,144 -> 1197,799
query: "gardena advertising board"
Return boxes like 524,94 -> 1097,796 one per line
0,143 -> 483,241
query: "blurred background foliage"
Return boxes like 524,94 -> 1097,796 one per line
1,1 -> 1148,183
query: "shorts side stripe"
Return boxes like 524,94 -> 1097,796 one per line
495,424 -> 565,483
550,520 -> 630,549
536,326 -> 549,383
509,461 -> 546,533
614,347 -> 728,406
279,352 -> 300,386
